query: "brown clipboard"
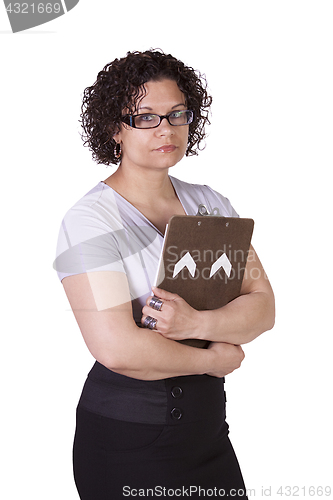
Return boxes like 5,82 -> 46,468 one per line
154,215 -> 254,348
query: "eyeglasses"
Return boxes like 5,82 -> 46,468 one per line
121,110 -> 194,129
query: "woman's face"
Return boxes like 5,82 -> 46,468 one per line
115,79 -> 189,173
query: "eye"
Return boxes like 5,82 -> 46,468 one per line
133,114 -> 160,128
169,110 -> 188,125
170,111 -> 183,118
137,114 -> 155,122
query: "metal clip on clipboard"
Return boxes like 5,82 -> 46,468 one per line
196,204 -> 221,216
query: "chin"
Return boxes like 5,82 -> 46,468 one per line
154,154 -> 184,169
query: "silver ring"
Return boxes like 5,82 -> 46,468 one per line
149,296 -> 163,311
143,316 -> 157,330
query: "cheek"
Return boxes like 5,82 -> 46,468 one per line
180,129 -> 189,154
180,133 -> 188,153
122,132 -> 149,157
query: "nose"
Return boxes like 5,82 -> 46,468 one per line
155,117 -> 174,136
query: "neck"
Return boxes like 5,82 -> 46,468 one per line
104,164 -> 175,207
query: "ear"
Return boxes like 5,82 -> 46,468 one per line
113,128 -> 123,145
108,123 -> 122,144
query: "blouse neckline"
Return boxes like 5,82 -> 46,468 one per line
100,176 -> 189,237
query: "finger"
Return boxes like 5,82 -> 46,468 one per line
141,314 -> 158,330
151,286 -> 179,301
146,295 -> 164,311
146,295 -> 154,306
141,314 -> 148,325
142,305 -> 162,317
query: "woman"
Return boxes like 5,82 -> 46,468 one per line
55,49 -> 275,499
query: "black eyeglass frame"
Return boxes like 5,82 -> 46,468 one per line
121,110 -> 194,129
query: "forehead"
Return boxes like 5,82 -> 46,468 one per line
138,79 -> 186,110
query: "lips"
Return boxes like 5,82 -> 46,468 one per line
155,145 -> 177,153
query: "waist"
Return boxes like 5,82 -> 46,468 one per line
78,361 -> 226,425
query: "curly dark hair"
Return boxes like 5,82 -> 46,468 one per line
80,49 -> 212,165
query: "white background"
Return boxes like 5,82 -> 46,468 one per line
1,1 -> 332,498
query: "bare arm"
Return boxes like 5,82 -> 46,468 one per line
62,271 -> 244,380
142,246 -> 275,346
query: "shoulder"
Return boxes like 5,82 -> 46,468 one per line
56,181 -> 123,264
170,176 -> 239,218
61,182 -> 123,235
64,181 -> 113,216
55,182 -> 125,281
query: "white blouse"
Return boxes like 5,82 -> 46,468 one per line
54,176 -> 238,326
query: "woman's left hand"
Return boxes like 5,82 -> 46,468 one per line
141,287 -> 200,341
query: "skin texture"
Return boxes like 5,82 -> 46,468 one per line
62,79 -> 275,381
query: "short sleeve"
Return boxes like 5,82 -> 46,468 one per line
54,208 -> 125,282
169,176 -> 239,218
53,183 -> 129,282
200,185 -> 239,218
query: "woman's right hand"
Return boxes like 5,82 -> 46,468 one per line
206,342 -> 245,378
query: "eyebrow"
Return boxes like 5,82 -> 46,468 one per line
138,103 -> 186,111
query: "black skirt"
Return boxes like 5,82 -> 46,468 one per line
73,362 -> 248,499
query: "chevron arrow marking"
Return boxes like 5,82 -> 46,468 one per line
173,252 -> 196,278
209,254 -> 232,278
